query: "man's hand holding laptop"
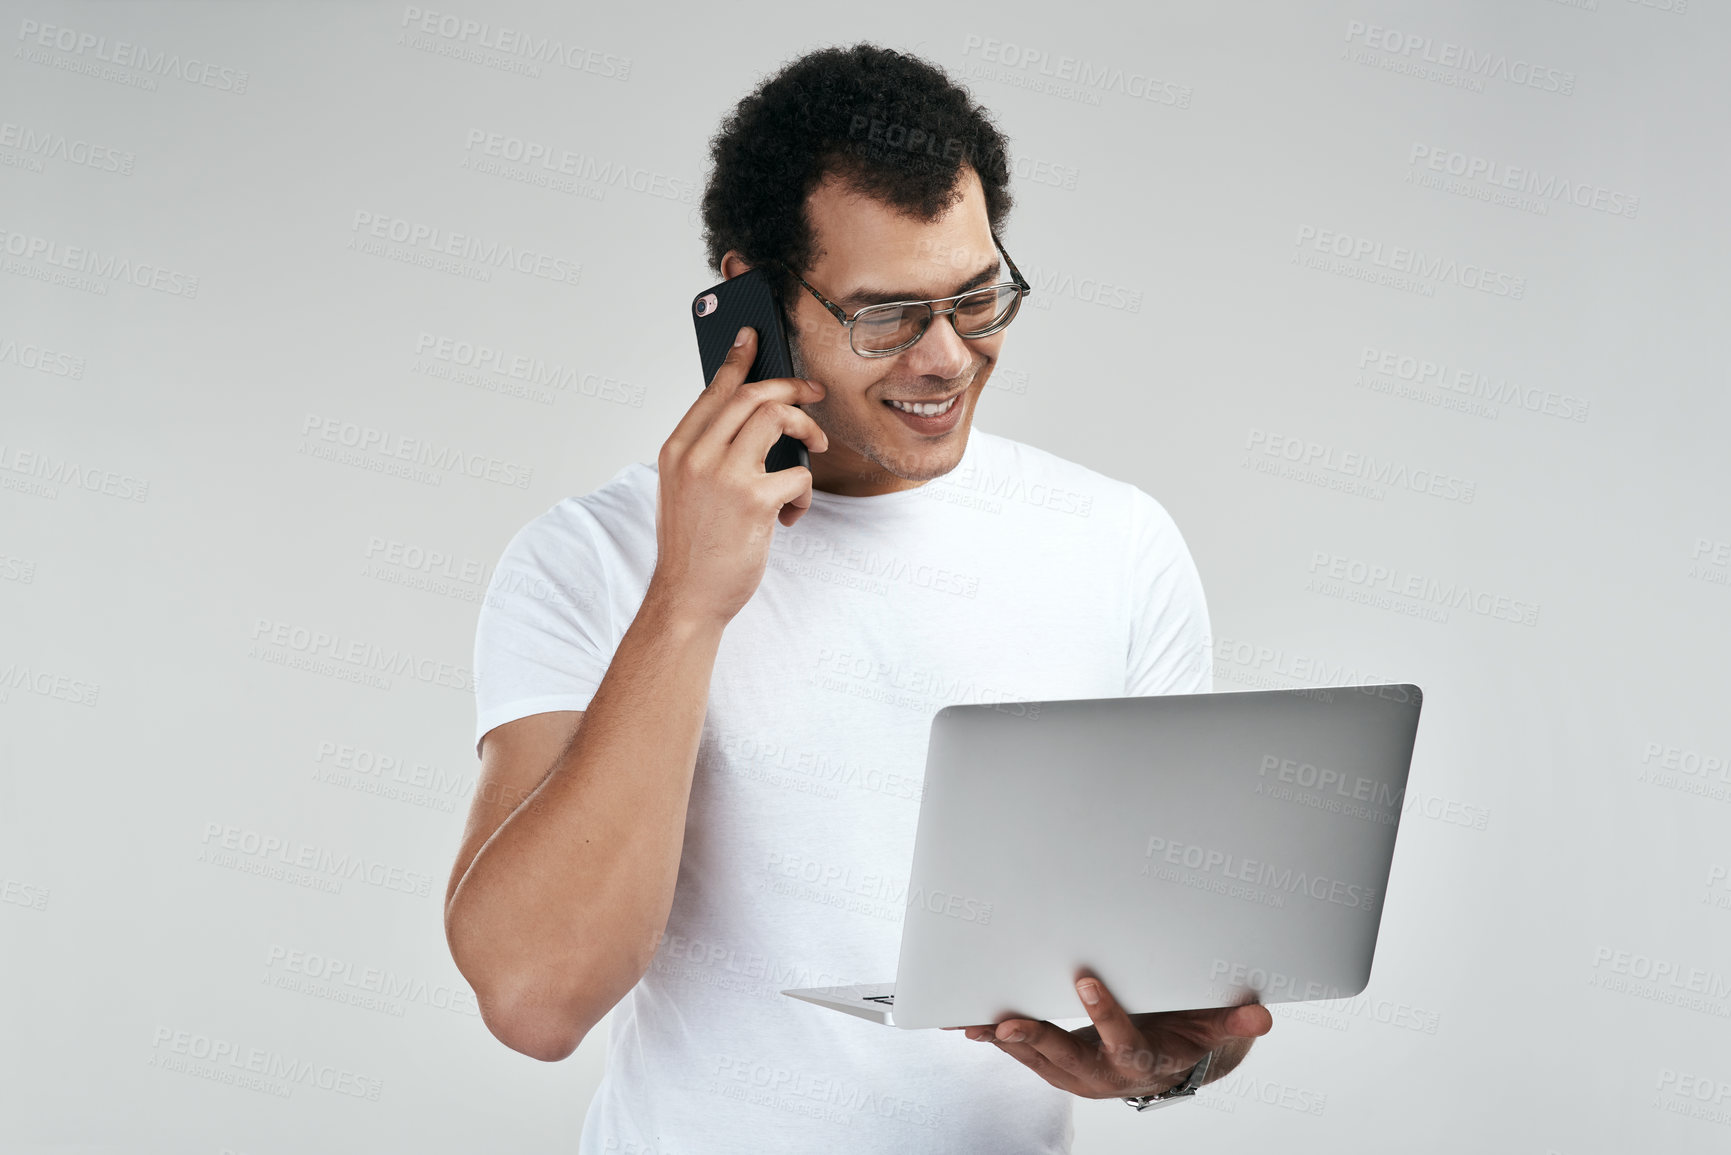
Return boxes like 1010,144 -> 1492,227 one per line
943,972 -> 1272,1098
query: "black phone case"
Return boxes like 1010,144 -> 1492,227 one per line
692,267 -> 810,473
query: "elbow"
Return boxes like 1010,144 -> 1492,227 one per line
444,902 -> 647,1062
474,978 -> 603,1063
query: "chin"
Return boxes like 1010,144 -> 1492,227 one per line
874,427 -> 969,482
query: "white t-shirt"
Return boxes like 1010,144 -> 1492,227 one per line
473,426 -> 1213,1155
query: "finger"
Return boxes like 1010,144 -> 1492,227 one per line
1173,1002 -> 1271,1047
1075,976 -> 1148,1074
992,1018 -> 1094,1085
726,399 -> 828,476
1127,1004 -> 1265,1077
983,1023 -> 1089,1095
759,456 -> 817,518
777,471 -> 814,527
1222,1001 -> 1274,1039
690,379 -> 827,474
666,326 -> 758,457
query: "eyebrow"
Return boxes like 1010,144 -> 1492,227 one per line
836,259 -> 1003,309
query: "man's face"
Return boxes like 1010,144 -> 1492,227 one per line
771,167 -> 1009,496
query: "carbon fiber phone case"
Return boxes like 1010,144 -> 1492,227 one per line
692,267 -> 810,473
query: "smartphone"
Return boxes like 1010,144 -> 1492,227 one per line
692,267 -> 811,474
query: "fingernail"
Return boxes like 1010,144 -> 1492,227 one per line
1078,980 -> 1100,1006
1001,1029 -> 1024,1043
733,328 -> 749,347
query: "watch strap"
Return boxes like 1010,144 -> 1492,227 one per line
1122,1049 -> 1213,1111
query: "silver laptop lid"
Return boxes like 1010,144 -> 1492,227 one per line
887,684 -> 1423,1029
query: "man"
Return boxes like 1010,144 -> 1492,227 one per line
444,42 -> 1271,1153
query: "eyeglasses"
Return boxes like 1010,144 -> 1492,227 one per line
777,234 -> 1032,358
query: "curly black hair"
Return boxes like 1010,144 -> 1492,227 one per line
700,43 -> 1014,315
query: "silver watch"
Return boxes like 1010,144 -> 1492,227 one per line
1121,1050 -> 1213,1112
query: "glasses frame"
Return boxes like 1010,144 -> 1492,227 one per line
776,233 -> 1032,358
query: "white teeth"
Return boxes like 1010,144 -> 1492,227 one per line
888,395 -> 958,416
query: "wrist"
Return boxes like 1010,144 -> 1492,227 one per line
1122,1050 -> 1212,1111
639,578 -> 731,639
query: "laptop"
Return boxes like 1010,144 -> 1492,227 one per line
782,683 -> 1424,1028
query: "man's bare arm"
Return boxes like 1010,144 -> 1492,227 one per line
443,585 -> 723,1062
443,325 -> 828,1062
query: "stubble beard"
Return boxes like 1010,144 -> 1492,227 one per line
790,334 -> 983,486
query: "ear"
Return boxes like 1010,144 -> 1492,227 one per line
719,250 -> 752,280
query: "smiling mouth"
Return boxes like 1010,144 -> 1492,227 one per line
882,393 -> 962,417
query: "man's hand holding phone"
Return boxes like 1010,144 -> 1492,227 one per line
651,325 -> 827,628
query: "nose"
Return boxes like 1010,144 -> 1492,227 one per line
898,311 -> 972,382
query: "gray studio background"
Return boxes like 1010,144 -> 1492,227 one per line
3,1 -> 1728,1151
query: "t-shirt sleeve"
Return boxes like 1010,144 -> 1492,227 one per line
1125,486 -> 1213,697
472,506 -> 617,757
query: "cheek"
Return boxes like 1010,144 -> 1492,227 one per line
795,320 -> 856,366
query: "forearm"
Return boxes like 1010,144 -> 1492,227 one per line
446,581 -> 722,1050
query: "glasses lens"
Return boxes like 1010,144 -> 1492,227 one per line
853,303 -> 930,354
952,285 -> 1020,336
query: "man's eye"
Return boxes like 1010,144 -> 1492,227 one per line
857,309 -> 907,332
